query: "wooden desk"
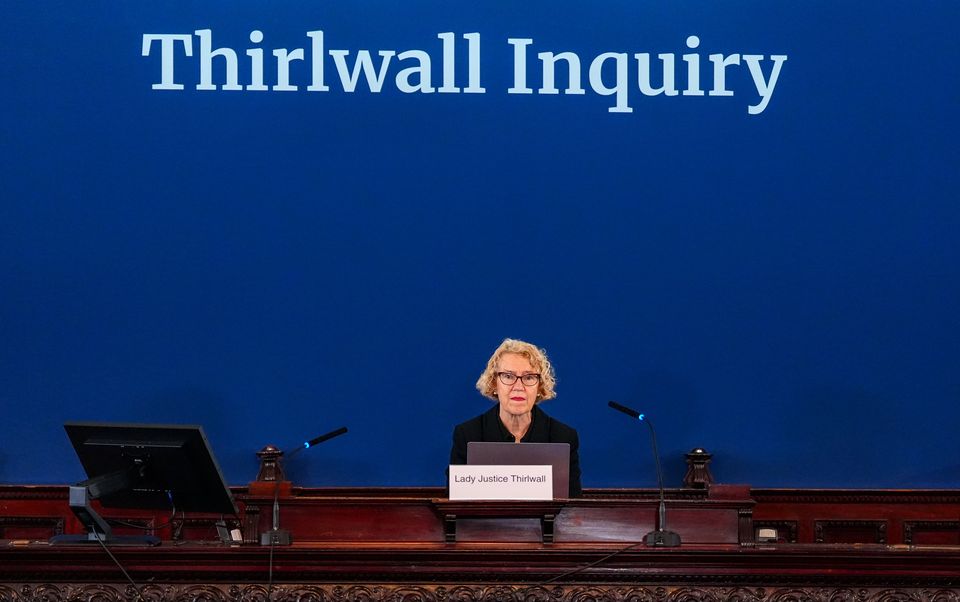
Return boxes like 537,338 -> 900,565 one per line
2,485 -> 959,601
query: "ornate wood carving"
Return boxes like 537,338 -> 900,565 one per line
683,448 -> 715,489
242,505 -> 261,544
1,583 -> 959,602
255,445 -> 285,483
738,508 -> 756,545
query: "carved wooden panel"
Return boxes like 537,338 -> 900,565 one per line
754,521 -> 797,544
104,517 -> 156,538
903,521 -> 960,546
814,520 -> 887,544
172,518 -> 242,542
0,516 -> 64,539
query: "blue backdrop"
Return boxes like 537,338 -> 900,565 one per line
1,1 -> 958,489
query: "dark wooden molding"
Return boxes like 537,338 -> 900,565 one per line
4,543 -> 960,580
752,489 -> 960,504
0,486 -> 70,501
0,486 -> 954,505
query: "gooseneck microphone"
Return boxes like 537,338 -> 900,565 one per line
262,426 -> 349,546
286,426 -> 349,461
608,401 -> 681,547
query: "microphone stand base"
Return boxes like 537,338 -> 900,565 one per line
644,529 -> 681,547
260,529 -> 292,546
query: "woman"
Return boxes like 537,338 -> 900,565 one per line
450,338 -> 582,497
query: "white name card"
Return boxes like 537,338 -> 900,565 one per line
449,465 -> 553,500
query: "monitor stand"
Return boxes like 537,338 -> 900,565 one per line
49,466 -> 162,546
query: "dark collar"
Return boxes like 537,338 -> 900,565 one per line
482,404 -> 548,442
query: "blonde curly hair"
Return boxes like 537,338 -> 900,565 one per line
475,338 -> 557,402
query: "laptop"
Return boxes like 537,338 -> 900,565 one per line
466,441 -> 571,498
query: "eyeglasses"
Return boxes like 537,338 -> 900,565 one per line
497,372 -> 541,386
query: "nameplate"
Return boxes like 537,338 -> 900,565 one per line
449,465 -> 553,500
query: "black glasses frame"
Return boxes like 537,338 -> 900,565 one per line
497,372 -> 541,386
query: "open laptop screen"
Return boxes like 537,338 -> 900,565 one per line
466,441 -> 570,498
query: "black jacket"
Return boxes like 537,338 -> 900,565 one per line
450,404 -> 582,497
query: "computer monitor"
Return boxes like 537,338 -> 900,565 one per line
51,422 -> 237,545
467,441 -> 571,498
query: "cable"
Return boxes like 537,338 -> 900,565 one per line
534,541 -> 644,586
108,507 -> 181,531
90,524 -> 146,602
266,474 -> 281,600
267,530 -> 276,600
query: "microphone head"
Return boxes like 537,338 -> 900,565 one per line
305,426 -> 348,448
608,400 -> 644,420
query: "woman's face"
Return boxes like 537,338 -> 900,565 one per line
495,353 -> 540,417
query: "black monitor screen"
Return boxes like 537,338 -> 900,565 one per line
64,422 -> 237,515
